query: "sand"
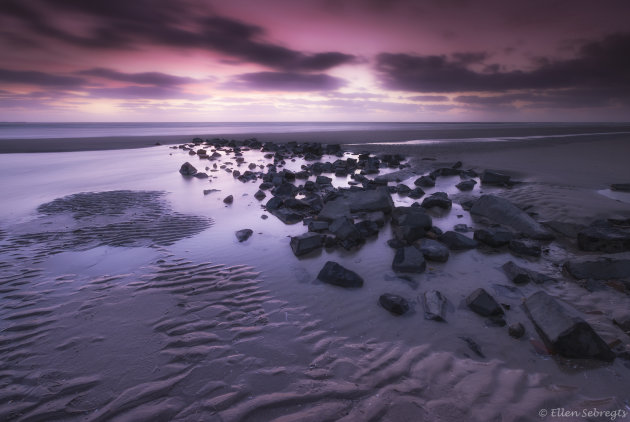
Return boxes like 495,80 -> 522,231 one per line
0,132 -> 629,421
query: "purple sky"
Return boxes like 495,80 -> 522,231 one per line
1,0 -> 629,121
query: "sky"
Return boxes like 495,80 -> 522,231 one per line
0,0 -> 629,122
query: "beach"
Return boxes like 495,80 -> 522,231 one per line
1,128 -> 630,421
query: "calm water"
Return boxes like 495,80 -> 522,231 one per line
1,121 -> 630,140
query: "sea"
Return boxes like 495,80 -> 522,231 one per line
1,121 -> 630,140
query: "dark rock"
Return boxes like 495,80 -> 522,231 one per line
366,211 -> 386,227
508,322 -> 526,339
414,175 -> 435,187
439,231 -> 478,250
379,294 -> 410,315
564,258 -> 630,280
508,239 -> 542,257
486,315 -> 507,327
611,183 -> 630,192
454,224 -> 469,232
421,192 -> 452,210
179,162 -> 198,176
259,181 -> 274,190
193,172 -> 208,178
254,190 -> 266,200
270,208 -> 303,224
431,167 -> 460,177
235,229 -> 253,242
577,225 -> 630,253
456,179 -> 477,191
329,217 -> 361,241
408,187 -> 425,199
347,187 -> 394,214
396,184 -> 411,196
265,196 -> 283,211
416,238 -> 449,262
323,236 -> 337,248
387,238 -> 406,249
481,170 -> 511,185
317,261 -> 363,288
473,228 -> 513,247
355,220 -> 379,238
223,195 -> 233,204
316,175 -> 333,185
423,290 -> 447,321
502,261 -> 554,284
452,160 -> 463,169
613,311 -> 630,332
524,291 -> 615,361
308,220 -> 329,232
466,288 -> 504,316
290,232 -> 323,257
470,195 -> 554,240
273,182 -> 297,197
392,246 -> 426,273
317,198 -> 351,222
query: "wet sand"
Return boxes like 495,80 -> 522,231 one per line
0,134 -> 630,421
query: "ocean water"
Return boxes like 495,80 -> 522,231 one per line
1,121 -> 630,140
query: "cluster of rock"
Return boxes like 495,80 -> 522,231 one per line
174,137 -> 629,363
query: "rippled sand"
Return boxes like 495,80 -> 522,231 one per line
1,140 -> 629,421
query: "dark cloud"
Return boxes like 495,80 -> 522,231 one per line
78,68 -> 197,86
228,72 -> 346,91
408,95 -> 449,102
376,32 -> 630,95
0,68 -> 85,87
0,0 -> 355,71
88,86 -> 203,99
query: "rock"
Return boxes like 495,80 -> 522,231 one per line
423,290 -> 447,321
387,238 -> 406,249
379,294 -> 410,315
473,228 -> 513,247
408,187 -> 425,199
317,198 -> 351,222
508,239 -> 541,257
502,261 -> 554,284
355,220 -> 379,238
392,207 -> 433,244
265,196 -> 283,210
259,181 -> 274,190
270,208 -> 303,224
366,211 -> 386,227
466,288 -> 503,316
317,261 -> 364,288
290,232 -> 324,257
611,183 -> 630,192
179,162 -> 198,176
316,175 -> 333,185
524,291 -> 615,361
439,231 -> 478,250
612,311 -> 630,332
470,195 -> 554,240
414,175 -> 435,187
254,190 -> 267,200
456,179 -> 477,191
308,221 -> 329,232
508,322 -> 525,339
421,192 -> 452,209
459,336 -> 485,358
392,246 -> 426,273
396,184 -> 411,196
481,170 -> 511,185
329,217 -> 361,241
273,182 -> 296,197
454,223 -> 469,232
223,195 -> 233,204
193,172 -> 208,178
235,229 -> 253,242
346,187 -> 394,214
416,238 -> 449,262
577,225 -> 630,253
203,189 -> 220,195
564,258 -> 630,280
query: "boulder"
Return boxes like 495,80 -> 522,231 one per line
179,162 -> 198,176
396,184 -> 411,196
466,288 -> 503,316
470,195 -> 554,240
392,246 -> 426,273
316,175 -> 333,185
577,225 -> 630,253
473,228 -> 513,247
421,192 -> 452,210
235,229 -> 253,242
481,170 -> 511,185
346,187 -> 394,214
290,232 -> 324,257
223,195 -> 233,204
317,261 -> 364,288
611,183 -> 630,192
308,220 -> 329,232
379,294 -> 410,315
416,238 -> 449,262
524,291 -> 615,361
317,198 -> 351,222
408,187 -> 425,199
423,290 -> 447,321
414,175 -> 435,187
355,220 -> 380,238
508,239 -> 542,257
254,190 -> 267,201
270,208 -> 303,224
455,179 -> 477,191
508,322 -> 525,339
193,172 -> 208,178
329,217 -> 361,241
612,311 -> 630,332
272,182 -> 297,197
564,258 -> 630,280
265,196 -> 283,211
502,261 -> 554,284
439,231 -> 478,250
